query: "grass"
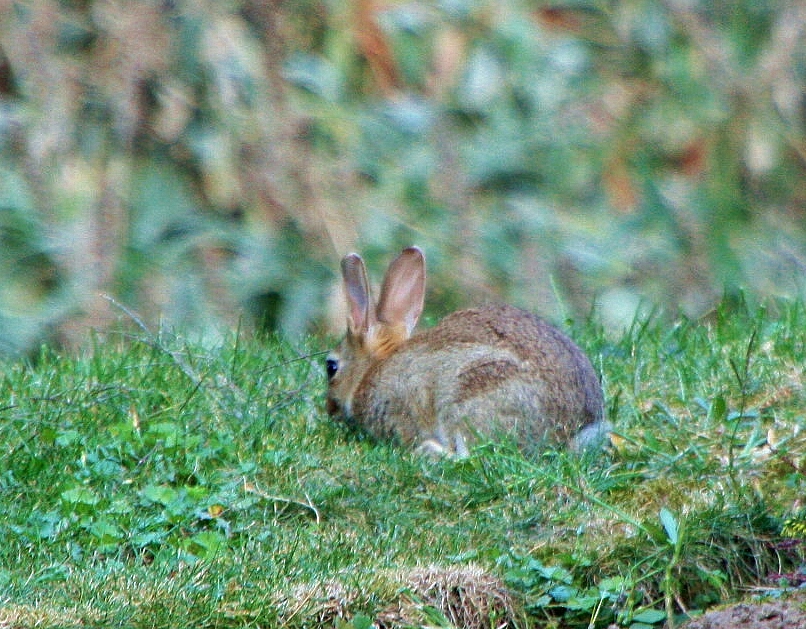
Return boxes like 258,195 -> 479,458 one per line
1,298 -> 805,628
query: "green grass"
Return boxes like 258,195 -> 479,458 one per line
1,298 -> 805,628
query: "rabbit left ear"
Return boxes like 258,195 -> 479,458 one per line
376,246 -> 425,336
341,253 -> 375,336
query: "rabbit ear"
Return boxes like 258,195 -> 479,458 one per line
377,246 -> 425,335
341,253 -> 375,335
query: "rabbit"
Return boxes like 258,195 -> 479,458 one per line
325,246 -> 608,456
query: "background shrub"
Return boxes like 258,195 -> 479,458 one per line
1,0 -> 804,353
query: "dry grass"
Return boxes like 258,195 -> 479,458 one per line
282,564 -> 524,629
381,565 -> 524,629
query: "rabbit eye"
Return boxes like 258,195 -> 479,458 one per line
325,357 -> 339,380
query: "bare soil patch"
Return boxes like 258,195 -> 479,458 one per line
679,590 -> 806,629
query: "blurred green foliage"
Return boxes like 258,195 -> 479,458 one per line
0,0 -> 805,353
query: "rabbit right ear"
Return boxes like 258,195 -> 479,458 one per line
377,246 -> 425,335
341,253 -> 375,335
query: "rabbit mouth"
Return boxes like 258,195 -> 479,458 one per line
326,394 -> 353,420
326,395 -> 340,417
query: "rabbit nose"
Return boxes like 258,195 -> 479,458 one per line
326,396 -> 340,416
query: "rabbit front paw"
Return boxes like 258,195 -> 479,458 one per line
414,432 -> 470,458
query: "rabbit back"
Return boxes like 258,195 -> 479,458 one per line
351,303 -> 605,454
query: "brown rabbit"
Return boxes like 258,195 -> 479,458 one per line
325,246 -> 607,456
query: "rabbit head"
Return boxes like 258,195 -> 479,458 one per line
326,246 -> 425,425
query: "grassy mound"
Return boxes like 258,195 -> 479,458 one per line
1,298 -> 804,627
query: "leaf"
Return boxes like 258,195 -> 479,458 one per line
632,608 -> 667,624
548,584 -> 575,602
660,507 -> 678,545
709,395 -> 728,423
539,564 -> 573,584
88,519 -> 123,543
598,576 -> 628,592
129,160 -> 198,250
207,504 -> 225,518
55,430 -> 82,447
184,531 -> 226,559
61,487 -> 100,506
282,53 -> 343,101
145,421 -> 182,447
598,575 -> 629,598
130,531 -> 166,548
458,45 -> 505,111
348,614 -> 373,629
141,484 -> 180,506
565,593 -> 600,611
27,511 -> 62,540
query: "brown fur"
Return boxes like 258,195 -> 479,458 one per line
456,359 -> 520,403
